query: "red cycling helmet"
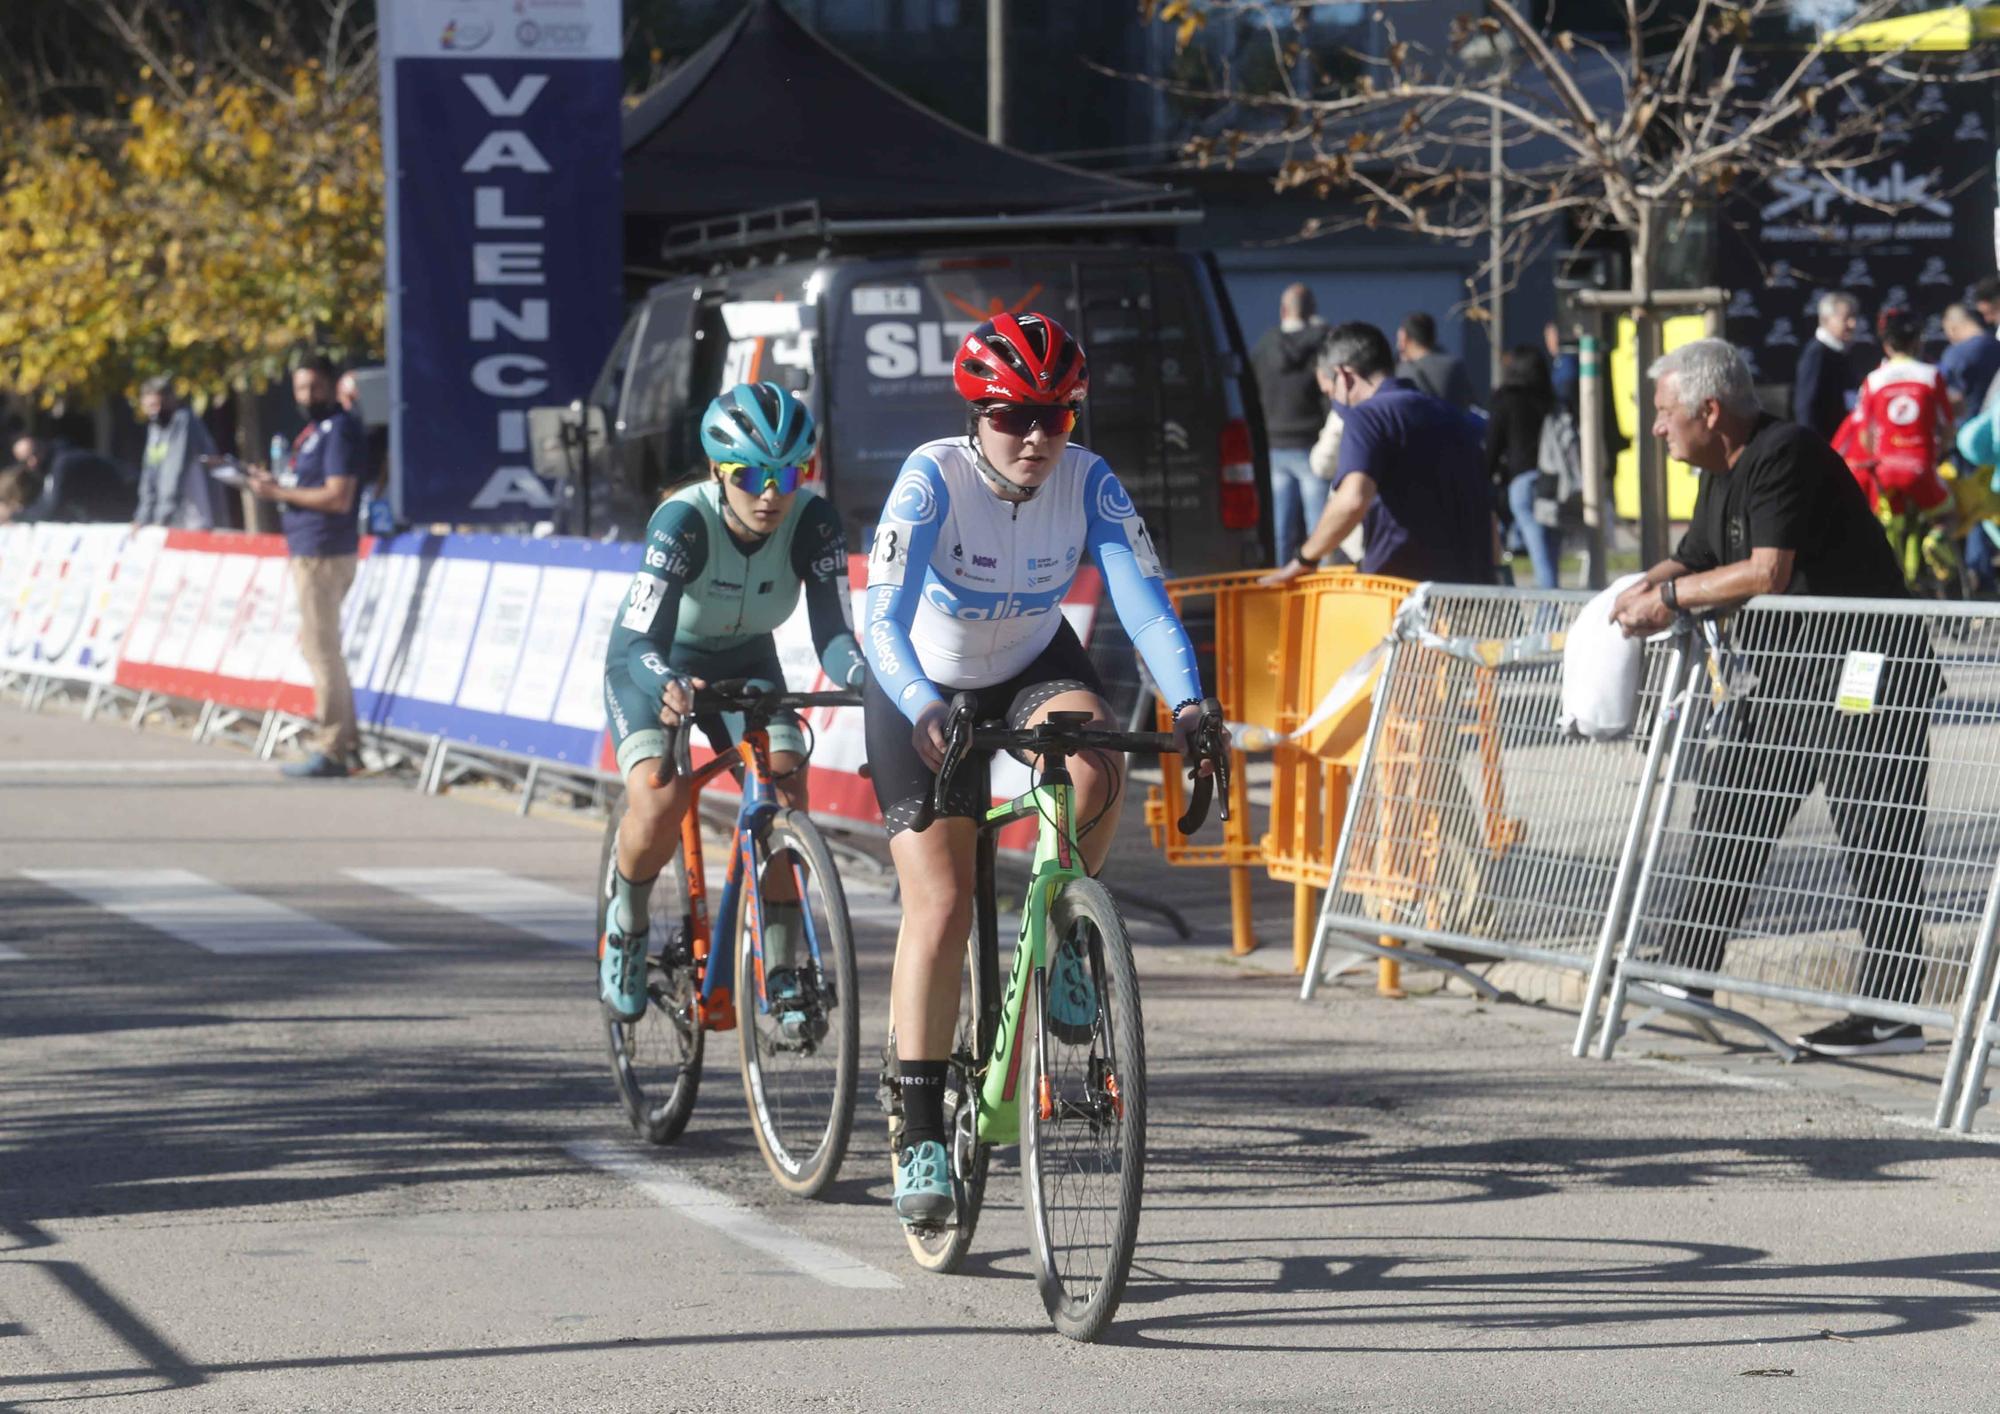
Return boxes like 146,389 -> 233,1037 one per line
952,312 -> 1088,406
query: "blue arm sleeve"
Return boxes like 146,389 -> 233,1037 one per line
862,454 -> 950,722
1082,459 -> 1203,708
609,499 -> 707,701
790,493 -> 865,688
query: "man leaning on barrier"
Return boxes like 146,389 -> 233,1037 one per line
1611,338 -> 1943,1060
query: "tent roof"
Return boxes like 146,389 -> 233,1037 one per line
621,0 -> 1188,254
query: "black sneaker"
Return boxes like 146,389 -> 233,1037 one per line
1795,1016 -> 1925,1057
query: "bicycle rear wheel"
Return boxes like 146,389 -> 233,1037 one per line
598,799 -> 703,1145
1023,877 -> 1146,1342
737,810 -> 859,1197
889,933 -> 992,1273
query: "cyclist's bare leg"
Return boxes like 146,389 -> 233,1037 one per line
889,816 -> 977,1057
617,758 -> 691,882
1019,688 -> 1125,876
616,749 -> 802,881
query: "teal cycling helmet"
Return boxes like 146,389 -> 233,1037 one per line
699,382 -> 817,470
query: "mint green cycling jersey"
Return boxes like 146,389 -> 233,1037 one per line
667,479 -> 814,645
603,480 -> 863,753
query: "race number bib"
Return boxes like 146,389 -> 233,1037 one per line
621,573 -> 665,631
870,523 -> 912,587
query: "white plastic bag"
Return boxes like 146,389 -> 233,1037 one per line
1559,573 -> 1646,740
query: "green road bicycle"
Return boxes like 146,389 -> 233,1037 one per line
597,680 -> 863,1197
879,693 -> 1227,1342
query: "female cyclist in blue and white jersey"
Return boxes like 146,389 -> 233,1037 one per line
599,382 -> 864,1024
861,312 -> 1209,1225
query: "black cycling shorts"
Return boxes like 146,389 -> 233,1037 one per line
864,617 -> 1106,835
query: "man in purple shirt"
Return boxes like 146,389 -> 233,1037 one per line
1264,321 -> 1496,586
249,355 -> 362,779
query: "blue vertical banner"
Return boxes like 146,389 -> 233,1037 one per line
380,1 -> 622,525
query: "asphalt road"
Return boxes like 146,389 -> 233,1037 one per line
4,704 -> 1999,1412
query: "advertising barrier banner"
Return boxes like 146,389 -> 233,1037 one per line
113,530 -> 319,716
350,531 -> 638,766
0,524 -> 164,685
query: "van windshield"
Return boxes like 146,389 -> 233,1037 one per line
828,256 -> 1217,569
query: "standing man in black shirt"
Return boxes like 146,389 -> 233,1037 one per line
1613,338 -> 1939,1059
1251,283 -> 1329,568
1791,291 -> 1862,443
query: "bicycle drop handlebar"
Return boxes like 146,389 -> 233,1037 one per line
909,692 -> 1230,837
650,678 -> 863,786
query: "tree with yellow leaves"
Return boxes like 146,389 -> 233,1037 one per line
0,0 -> 381,407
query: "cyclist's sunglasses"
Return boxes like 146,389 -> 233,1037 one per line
977,403 -> 1078,439
718,462 -> 805,495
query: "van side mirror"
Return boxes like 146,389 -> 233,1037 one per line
528,402 -> 609,482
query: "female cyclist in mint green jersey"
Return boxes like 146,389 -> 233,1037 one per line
598,382 -> 864,1023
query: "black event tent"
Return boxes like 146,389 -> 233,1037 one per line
621,0 -> 1189,268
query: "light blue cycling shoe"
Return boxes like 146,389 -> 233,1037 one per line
599,927 -> 648,1023
1045,936 -> 1099,1044
894,1140 -> 954,1226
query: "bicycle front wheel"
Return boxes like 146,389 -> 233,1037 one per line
737,809 -> 860,1198
1023,877 -> 1146,1343
599,799 -> 703,1145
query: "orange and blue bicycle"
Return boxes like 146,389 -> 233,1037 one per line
597,679 -> 863,1197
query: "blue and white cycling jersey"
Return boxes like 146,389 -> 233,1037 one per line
863,437 -> 1204,722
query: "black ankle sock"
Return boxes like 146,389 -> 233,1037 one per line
897,1059 -> 949,1148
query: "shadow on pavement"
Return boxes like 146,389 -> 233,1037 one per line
1108,1234 -> 2000,1354
0,1322 -> 1037,1401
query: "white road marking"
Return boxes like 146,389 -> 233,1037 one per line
22,869 -> 396,955
565,1139 -> 900,1290
0,759 -> 278,774
1884,1113 -> 2000,1145
0,944 -> 25,961
1616,1055 -> 1796,1091
346,867 -> 594,947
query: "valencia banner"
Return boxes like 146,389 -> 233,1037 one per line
379,0 -> 623,525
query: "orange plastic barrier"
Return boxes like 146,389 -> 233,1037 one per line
1144,570 -> 1413,971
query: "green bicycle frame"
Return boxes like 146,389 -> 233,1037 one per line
975,766 -> 1088,1143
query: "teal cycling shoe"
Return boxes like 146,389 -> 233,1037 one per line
1044,936 -> 1099,1044
598,927 -> 648,1023
894,1139 -> 953,1225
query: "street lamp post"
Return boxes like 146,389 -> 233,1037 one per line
1461,26 -> 1515,366
987,0 -> 1006,145
1489,94 -> 1505,354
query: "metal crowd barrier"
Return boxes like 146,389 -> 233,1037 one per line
1303,585 -> 2000,1128
1302,585 -> 1688,1008
1596,597 -> 2000,1124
